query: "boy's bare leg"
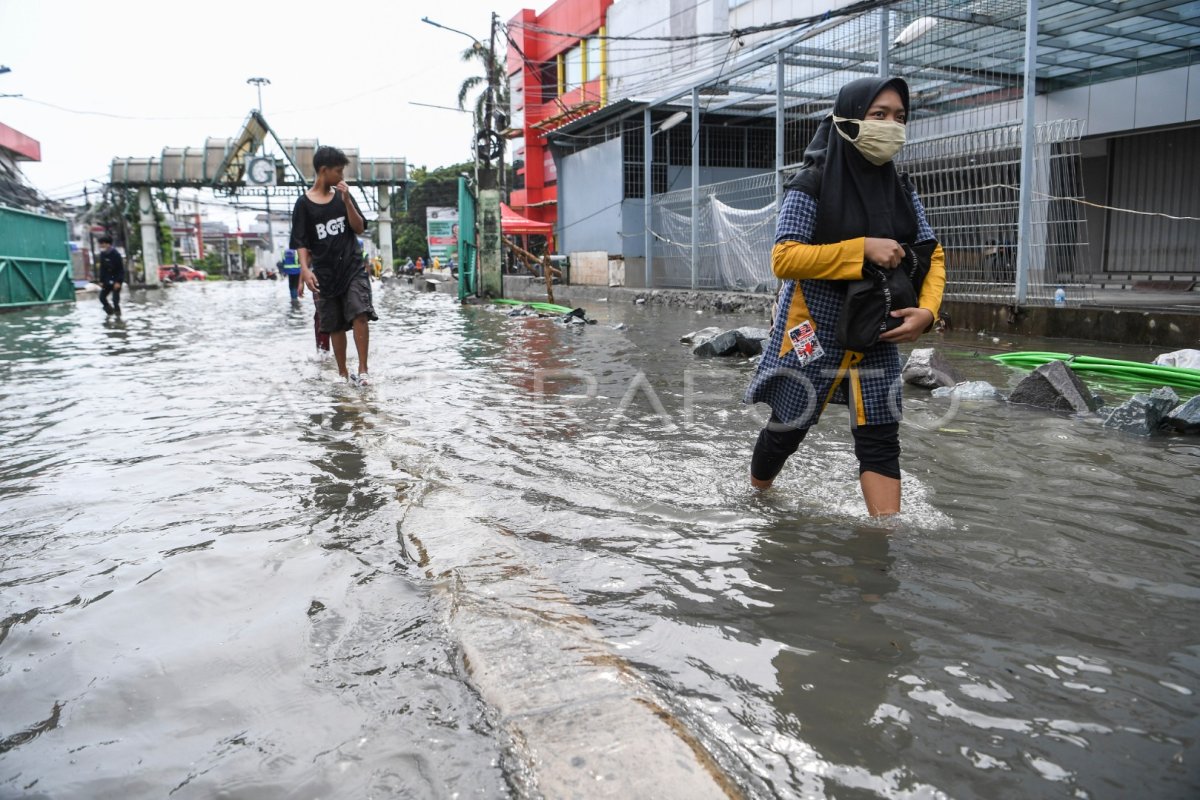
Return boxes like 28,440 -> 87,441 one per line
331,331 -> 349,377
860,472 -> 901,517
352,315 -> 369,375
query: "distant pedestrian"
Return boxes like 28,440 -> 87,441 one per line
280,249 -> 302,302
97,235 -> 124,317
744,77 -> 946,517
291,146 -> 375,386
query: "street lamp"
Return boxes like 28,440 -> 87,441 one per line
420,17 -> 484,48
246,77 -> 271,113
657,111 -> 689,133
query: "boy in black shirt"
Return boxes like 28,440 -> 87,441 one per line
291,146 -> 375,386
97,235 -> 125,317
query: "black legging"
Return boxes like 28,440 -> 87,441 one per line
751,414 -> 901,482
100,284 -> 121,314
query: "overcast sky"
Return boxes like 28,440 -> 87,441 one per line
1,0 -> 531,212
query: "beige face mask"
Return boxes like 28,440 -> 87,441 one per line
832,116 -> 907,166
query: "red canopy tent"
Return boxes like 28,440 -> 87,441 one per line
500,203 -> 555,267
500,203 -> 554,236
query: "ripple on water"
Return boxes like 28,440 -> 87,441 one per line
2,285 -> 1199,798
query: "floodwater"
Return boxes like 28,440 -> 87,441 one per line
1,280 -> 1197,799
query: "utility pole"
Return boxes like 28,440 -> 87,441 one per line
420,14 -> 503,297
481,12 -> 498,192
194,197 -> 204,262
247,77 -> 274,266
84,186 -> 97,280
477,11 -> 503,296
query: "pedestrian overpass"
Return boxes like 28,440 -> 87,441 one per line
109,110 -> 407,285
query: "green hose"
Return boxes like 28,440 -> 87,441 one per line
491,298 -> 576,315
991,352 -> 1200,393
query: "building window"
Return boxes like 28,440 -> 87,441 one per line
512,155 -> 526,190
747,128 -> 775,169
538,62 -> 557,103
707,126 -> 746,168
623,163 -> 668,198
622,121 -> 667,197
510,83 -> 525,130
586,38 -> 601,83
564,46 -> 583,92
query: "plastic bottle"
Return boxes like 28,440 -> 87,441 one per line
1054,286 -> 1066,307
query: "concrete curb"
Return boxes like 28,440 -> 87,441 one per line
402,484 -> 740,799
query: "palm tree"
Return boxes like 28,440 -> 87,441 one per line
456,42 -> 509,133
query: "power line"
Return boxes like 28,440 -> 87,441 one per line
14,96 -> 241,121
507,0 -> 884,42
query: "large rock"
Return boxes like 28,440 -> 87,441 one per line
931,381 -> 1002,400
1147,386 -> 1181,417
1102,387 -> 1180,436
1165,394 -> 1200,434
1008,360 -> 1100,414
692,330 -> 741,357
733,326 -> 771,356
681,326 -> 722,345
902,348 -> 964,389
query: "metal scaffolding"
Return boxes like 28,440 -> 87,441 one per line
614,0 -> 1200,304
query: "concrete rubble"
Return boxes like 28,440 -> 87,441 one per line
1008,360 -> 1101,414
1165,395 -> 1200,434
930,381 -> 1002,400
680,327 -> 722,345
688,326 -> 770,358
1103,387 -> 1180,436
902,348 -> 964,389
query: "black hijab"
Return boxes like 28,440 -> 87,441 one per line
784,77 -> 918,246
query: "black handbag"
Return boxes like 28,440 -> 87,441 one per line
836,240 -> 937,352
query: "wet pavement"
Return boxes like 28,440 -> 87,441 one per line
1,280 -> 1198,799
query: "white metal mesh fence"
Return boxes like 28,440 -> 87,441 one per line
899,119 -> 1091,304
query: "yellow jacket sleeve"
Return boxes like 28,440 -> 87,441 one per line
772,238 -> 866,282
918,243 -> 946,319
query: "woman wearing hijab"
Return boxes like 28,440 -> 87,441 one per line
744,77 -> 946,516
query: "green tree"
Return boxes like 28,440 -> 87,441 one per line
457,43 -> 509,132
395,223 -> 428,263
85,187 -> 174,268
390,162 -> 474,262
197,252 -> 223,273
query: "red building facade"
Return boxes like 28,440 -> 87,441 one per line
506,0 -> 613,228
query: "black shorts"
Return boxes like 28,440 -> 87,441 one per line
315,271 -> 377,333
751,414 -> 901,482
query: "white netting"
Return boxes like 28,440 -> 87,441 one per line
710,197 -> 775,291
650,172 -> 778,290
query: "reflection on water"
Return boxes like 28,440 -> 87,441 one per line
1,281 -> 1198,799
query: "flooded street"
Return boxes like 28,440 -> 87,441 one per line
2,281 -> 1198,799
